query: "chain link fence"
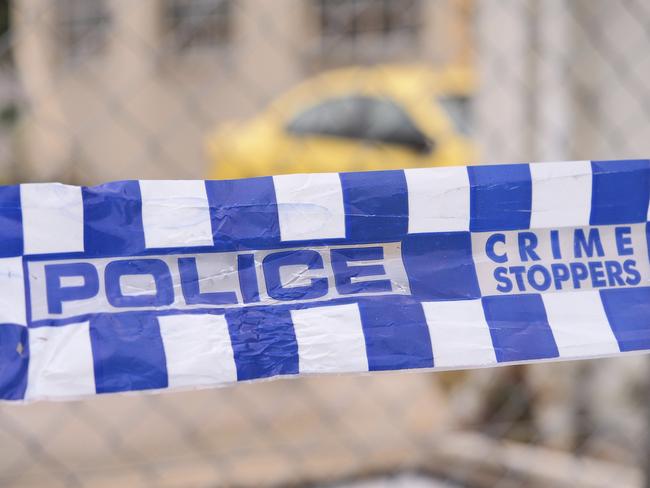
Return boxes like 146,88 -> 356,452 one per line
1,0 -> 650,486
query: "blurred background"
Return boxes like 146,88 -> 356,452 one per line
1,0 -> 650,486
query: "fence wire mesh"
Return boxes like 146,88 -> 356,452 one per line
1,0 -> 650,487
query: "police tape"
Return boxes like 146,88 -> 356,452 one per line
1,160 -> 649,402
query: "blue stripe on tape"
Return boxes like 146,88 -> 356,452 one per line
468,164 -> 532,231
358,296 -> 433,371
482,294 -> 559,362
83,181 -> 146,257
206,176 -> 281,250
402,232 -> 481,300
340,170 -> 408,243
0,324 -> 28,400
0,185 -> 23,257
590,159 -> 650,225
89,313 -> 168,394
600,287 -> 650,352
225,307 -> 298,381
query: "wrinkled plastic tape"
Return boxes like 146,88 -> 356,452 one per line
1,159 -> 650,402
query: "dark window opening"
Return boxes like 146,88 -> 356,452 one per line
287,95 -> 433,153
287,96 -> 366,139
0,0 -> 11,64
164,0 -> 232,52
313,0 -> 422,63
438,95 -> 473,136
57,0 -> 111,60
316,0 -> 421,40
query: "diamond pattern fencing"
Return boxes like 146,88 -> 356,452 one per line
1,1 -> 650,487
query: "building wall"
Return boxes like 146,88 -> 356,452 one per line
12,0 -> 472,184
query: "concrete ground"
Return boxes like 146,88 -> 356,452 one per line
0,372 -> 450,487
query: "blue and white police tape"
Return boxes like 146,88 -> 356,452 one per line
1,159 -> 650,401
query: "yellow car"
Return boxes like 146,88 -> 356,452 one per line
207,65 -> 476,179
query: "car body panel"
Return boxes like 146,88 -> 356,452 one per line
207,65 -> 476,179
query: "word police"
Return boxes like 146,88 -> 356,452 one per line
29,243 -> 409,321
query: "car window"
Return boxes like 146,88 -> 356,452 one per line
287,95 -> 432,153
437,95 -> 472,136
286,96 -> 366,139
362,98 -> 432,153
